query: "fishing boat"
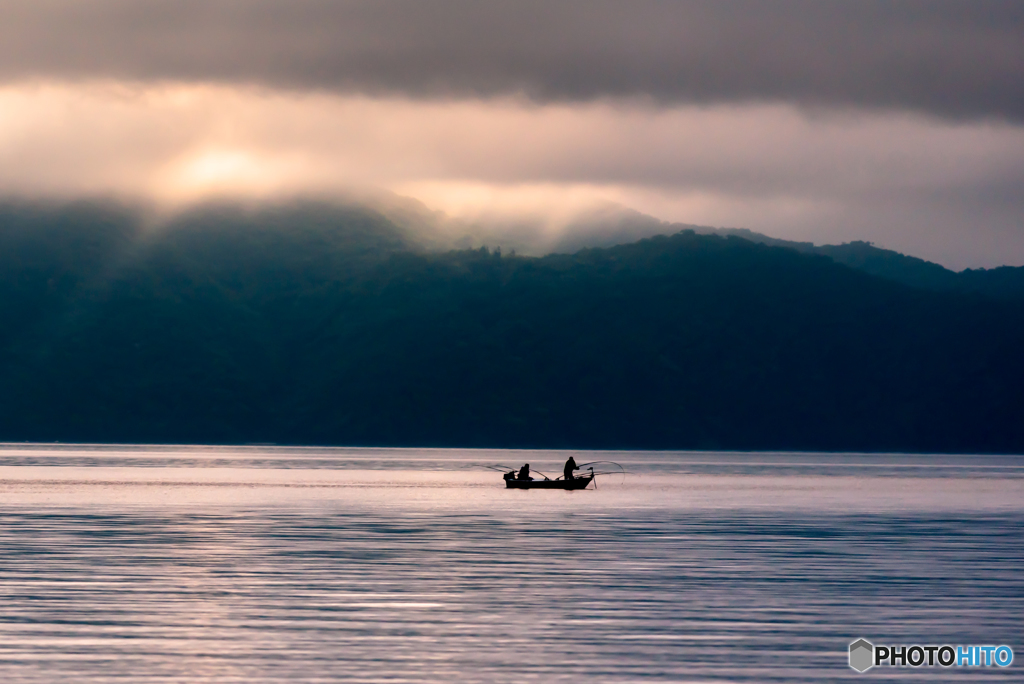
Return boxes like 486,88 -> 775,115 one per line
505,473 -> 595,490
480,461 -> 624,490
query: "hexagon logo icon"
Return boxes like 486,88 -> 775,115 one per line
849,639 -> 874,672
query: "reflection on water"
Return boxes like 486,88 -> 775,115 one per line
0,445 -> 1021,682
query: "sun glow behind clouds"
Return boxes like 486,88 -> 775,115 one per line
159,148 -> 307,201
1,81 -> 1023,267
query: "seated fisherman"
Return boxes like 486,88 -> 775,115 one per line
503,470 -> 515,482
517,464 -> 533,481
563,456 -> 578,481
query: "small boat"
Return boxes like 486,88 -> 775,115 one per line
505,474 -> 594,490
481,461 -> 623,491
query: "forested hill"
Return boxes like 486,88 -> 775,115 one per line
710,228 -> 1024,300
1,200 -> 1022,452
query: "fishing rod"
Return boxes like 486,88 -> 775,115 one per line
478,464 -> 516,473
576,460 -> 624,471
574,460 -> 626,484
576,461 -> 625,475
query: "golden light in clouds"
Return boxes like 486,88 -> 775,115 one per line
1,81 -> 1022,267
159,148 -> 309,201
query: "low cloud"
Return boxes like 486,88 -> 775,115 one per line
2,2 -> 1022,269
2,0 -> 1023,121
1,82 -> 1022,269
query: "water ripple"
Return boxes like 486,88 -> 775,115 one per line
0,446 -> 1020,682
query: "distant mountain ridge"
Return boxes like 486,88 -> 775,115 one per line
358,194 -> 1024,300
0,198 -> 1021,452
703,227 -> 1024,300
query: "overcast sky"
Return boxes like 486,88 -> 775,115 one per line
2,0 -> 1023,268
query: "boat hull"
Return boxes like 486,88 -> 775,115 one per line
505,475 -> 594,490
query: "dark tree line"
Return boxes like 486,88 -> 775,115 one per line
1,200 -> 1022,451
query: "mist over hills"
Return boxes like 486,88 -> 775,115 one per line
1,198 -> 1022,452
363,193 -> 1024,299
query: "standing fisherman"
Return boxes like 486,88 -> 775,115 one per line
563,456 -> 578,481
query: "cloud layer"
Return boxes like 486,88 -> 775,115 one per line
2,83 -> 1022,268
1,3 -> 1022,269
4,0 -> 1023,121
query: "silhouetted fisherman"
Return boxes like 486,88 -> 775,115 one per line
517,464 -> 533,481
503,470 -> 515,482
563,456 -> 578,481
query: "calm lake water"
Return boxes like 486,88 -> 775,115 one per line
0,445 -> 1021,682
